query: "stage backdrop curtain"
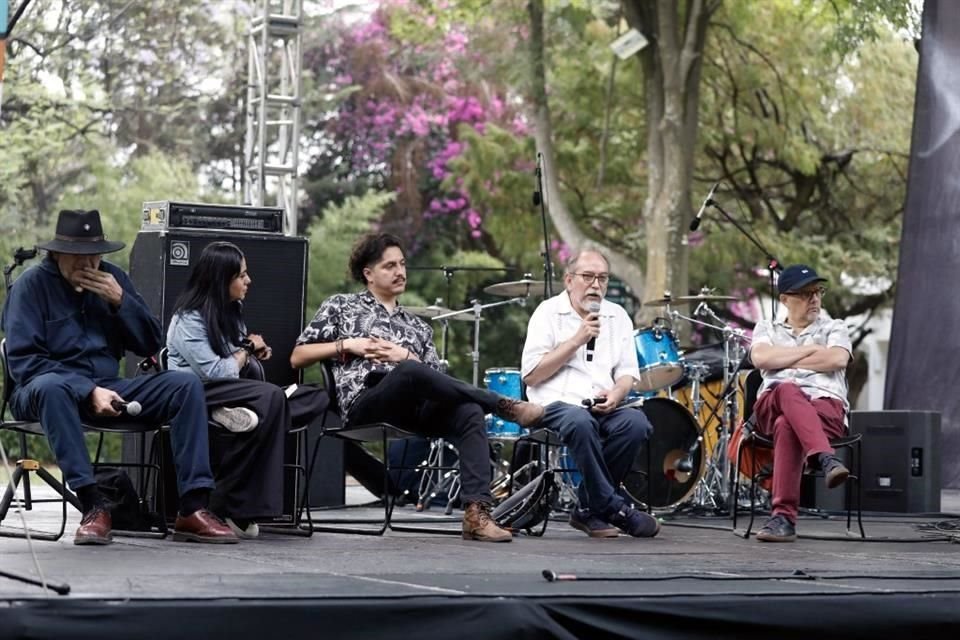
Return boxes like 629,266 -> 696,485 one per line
885,0 -> 960,489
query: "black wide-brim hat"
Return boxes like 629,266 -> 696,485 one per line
37,209 -> 125,255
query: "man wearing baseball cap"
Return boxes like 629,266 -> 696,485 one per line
748,264 -> 853,542
2,209 -> 237,545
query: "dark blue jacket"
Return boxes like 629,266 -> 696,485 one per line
1,256 -> 162,402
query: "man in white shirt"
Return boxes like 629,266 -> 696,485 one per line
521,251 -> 659,538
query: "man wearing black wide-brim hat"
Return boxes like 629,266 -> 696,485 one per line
1,209 -> 237,545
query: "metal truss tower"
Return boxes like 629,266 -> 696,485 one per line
244,0 -> 303,236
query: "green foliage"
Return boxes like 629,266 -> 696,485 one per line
303,191 -> 397,314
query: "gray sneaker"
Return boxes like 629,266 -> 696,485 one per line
211,407 -> 259,433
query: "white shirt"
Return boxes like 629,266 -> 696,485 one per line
521,291 -> 640,406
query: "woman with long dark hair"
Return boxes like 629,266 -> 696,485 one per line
167,241 -> 327,538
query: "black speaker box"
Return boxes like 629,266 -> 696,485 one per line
127,230 -> 308,385
850,410 -> 941,513
123,229 -> 346,518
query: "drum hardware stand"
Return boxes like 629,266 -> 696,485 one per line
667,305 -> 750,512
434,297 -> 527,387
414,438 -> 462,512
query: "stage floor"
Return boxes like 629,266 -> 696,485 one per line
2,486 -> 960,638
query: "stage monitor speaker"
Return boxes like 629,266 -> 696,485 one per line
127,230 -> 307,385
850,410 -> 941,513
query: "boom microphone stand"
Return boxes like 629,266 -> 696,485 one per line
533,152 -> 557,298
704,199 -> 783,318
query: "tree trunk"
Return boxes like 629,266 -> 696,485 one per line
626,0 -> 716,321
527,0 -> 646,299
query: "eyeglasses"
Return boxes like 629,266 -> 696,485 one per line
787,286 -> 827,301
572,272 -> 610,286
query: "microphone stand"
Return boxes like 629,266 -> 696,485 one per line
706,200 -> 783,319
533,153 -> 556,298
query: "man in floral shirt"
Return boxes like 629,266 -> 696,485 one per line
292,232 -> 543,542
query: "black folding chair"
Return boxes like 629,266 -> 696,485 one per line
0,339 -> 168,540
731,370 -> 865,539
304,361 -> 460,536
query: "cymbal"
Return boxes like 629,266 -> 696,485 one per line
642,296 -> 690,307
404,304 -> 453,318
404,305 -> 479,322
483,278 -> 562,297
673,293 -> 739,303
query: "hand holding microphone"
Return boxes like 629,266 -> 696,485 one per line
584,301 -> 601,362
581,397 -> 608,409
111,399 -> 142,417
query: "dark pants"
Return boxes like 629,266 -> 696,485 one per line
11,371 -> 214,497
347,361 -> 501,505
202,380 -> 329,520
540,402 -> 652,517
753,383 -> 846,523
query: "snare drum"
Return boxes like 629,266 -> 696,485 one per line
483,367 -> 523,437
633,327 -> 684,392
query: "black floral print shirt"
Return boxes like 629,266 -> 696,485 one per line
297,290 -> 441,416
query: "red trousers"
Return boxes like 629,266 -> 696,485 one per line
753,382 -> 846,522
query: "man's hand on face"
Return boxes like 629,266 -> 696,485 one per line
77,268 -> 123,307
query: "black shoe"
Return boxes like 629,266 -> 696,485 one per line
820,454 -> 850,489
606,505 -> 660,538
568,508 -> 619,538
755,514 -> 796,542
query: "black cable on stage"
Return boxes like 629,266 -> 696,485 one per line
542,568 -> 960,583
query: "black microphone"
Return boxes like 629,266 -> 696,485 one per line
688,182 -> 720,231
14,246 -> 38,262
585,301 -> 601,362
533,153 -> 543,207
111,400 -> 142,417
581,397 -> 607,408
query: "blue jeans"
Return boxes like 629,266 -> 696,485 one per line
11,370 -> 215,496
541,402 -> 652,516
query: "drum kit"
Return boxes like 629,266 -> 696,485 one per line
406,268 -> 752,518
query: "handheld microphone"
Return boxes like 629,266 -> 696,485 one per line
581,397 -> 607,408
111,400 -> 142,417
688,182 -> 720,231
585,301 -> 601,362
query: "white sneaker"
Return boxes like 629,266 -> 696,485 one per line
226,517 -> 260,539
211,407 -> 259,433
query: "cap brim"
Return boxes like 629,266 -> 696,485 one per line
782,275 -> 828,293
37,240 -> 126,255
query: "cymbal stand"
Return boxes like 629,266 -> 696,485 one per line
434,297 -> 527,386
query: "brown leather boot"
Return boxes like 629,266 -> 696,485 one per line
495,398 -> 544,428
462,502 -> 512,542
